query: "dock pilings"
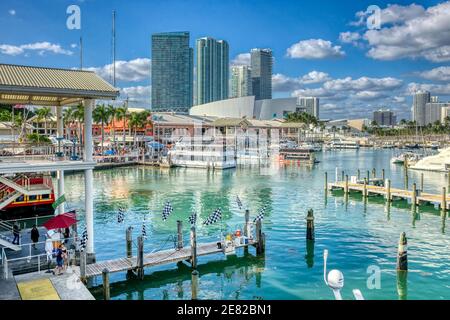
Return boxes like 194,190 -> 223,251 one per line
255,220 -> 265,255
102,268 -> 110,300
190,226 -> 198,269
137,236 -> 144,280
191,270 -> 199,300
396,232 -> 408,271
306,209 -> 315,241
177,220 -> 183,249
126,226 -> 133,259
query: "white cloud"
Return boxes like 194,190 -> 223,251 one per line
418,66 -> 450,82
286,39 -> 345,59
323,76 -> 403,92
231,53 -> 251,66
272,71 -> 331,92
352,90 -> 387,101
121,85 -> 151,106
339,31 -> 361,46
8,9 -> 16,16
0,41 -> 73,56
362,2 -> 450,62
351,3 -> 426,27
70,43 -> 77,48
86,58 -> 151,82
407,82 -> 450,95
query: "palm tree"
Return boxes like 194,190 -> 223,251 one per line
93,104 -> 111,155
128,112 -> 141,147
73,104 -> 84,145
116,104 -> 129,150
36,107 -> 52,136
107,104 -> 117,150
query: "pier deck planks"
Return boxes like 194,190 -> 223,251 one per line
328,182 -> 450,209
80,240 -> 256,278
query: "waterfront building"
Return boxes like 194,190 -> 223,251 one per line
196,37 -> 229,105
189,96 -> 300,120
297,97 -> 319,119
442,106 -> 450,123
373,109 -> 396,127
425,102 -> 450,125
151,32 -> 193,113
230,65 -> 252,98
251,49 -> 273,100
412,90 -> 430,126
347,118 -> 371,131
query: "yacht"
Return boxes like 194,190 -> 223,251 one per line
324,138 -> 359,150
409,147 -> 450,173
391,152 -> 423,165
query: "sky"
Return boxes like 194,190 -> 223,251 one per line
0,0 -> 449,120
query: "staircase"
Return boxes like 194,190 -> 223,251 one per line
0,191 -> 21,211
0,220 -> 20,251
0,176 -> 51,196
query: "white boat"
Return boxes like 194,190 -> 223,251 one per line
298,142 -> 322,152
409,147 -> 450,172
325,139 -> 359,150
391,152 -> 423,165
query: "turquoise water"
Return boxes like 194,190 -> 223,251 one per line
64,149 -> 450,300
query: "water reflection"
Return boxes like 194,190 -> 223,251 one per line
397,271 -> 408,300
305,240 -> 315,268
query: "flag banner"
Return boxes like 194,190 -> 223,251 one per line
117,207 -> 125,223
236,196 -> 243,210
188,211 -> 197,226
204,208 -> 222,226
52,194 -> 66,210
253,206 -> 266,223
162,201 -> 173,221
80,228 -> 88,252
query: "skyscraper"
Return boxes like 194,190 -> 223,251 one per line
230,65 -> 252,98
250,48 -> 273,100
297,97 -> 320,119
151,32 -> 193,112
412,90 -> 430,126
373,109 -> 396,126
196,37 -> 229,105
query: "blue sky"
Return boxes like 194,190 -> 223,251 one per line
0,0 -> 449,120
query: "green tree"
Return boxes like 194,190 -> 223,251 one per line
93,104 -> 111,155
116,104 -> 129,149
35,107 -> 52,136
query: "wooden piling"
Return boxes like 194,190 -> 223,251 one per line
420,173 -> 424,192
190,226 -> 197,269
386,179 -> 391,202
255,220 -> 265,255
381,169 -> 385,181
363,178 -> 368,198
396,232 -> 407,271
442,187 -> 447,211
324,172 -> 328,191
341,170 -> 344,182
345,175 -> 349,194
80,250 -> 86,283
126,226 -> 133,259
137,236 -> 144,280
306,209 -> 315,241
177,220 -> 183,249
372,168 -> 376,178
366,170 -> 370,183
191,270 -> 199,300
102,268 -> 110,300
244,209 -> 250,237
357,169 -> 360,180
412,183 -> 417,207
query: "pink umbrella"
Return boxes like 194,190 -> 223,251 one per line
43,211 -> 78,230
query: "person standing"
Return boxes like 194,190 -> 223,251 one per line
12,223 -> 20,245
30,225 -> 40,249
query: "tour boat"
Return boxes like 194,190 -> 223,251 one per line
278,148 -> 319,164
324,139 -> 359,150
0,173 -> 55,220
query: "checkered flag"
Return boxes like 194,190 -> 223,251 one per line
236,196 -> 243,210
79,228 -> 88,252
253,206 -> 266,223
188,211 -> 197,226
162,201 -> 173,221
141,220 -> 147,239
117,207 -> 125,223
203,208 -> 222,226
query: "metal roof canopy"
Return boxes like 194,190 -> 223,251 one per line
0,64 -> 119,106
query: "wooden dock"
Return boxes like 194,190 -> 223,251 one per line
328,181 -> 450,210
78,240 -> 257,278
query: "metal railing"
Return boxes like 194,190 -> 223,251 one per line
0,215 -> 54,234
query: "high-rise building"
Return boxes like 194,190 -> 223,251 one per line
412,90 -> 430,126
195,37 -> 229,105
151,32 -> 193,112
230,65 -> 252,98
426,101 -> 450,124
373,109 -> 396,126
296,97 -> 320,119
250,48 -> 272,100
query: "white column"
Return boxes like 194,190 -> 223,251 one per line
56,106 -> 65,214
84,99 -> 95,255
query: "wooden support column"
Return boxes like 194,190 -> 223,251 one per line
372,168 -> 376,178
191,270 -> 199,300
80,250 -> 86,284
396,232 -> 407,271
324,172 -> 328,191
420,173 -> 424,192
386,179 -> 391,202
102,268 -> 110,300
442,187 -> 447,211
255,220 -> 265,255
137,236 -> 144,280
177,220 -> 183,249
126,227 -> 133,259
357,169 -> 360,180
345,175 -> 349,194
412,183 -> 417,207
381,169 -> 385,181
363,178 -> 368,198
341,170 -> 344,182
306,209 -> 314,241
366,170 -> 370,183
190,227 -> 197,269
